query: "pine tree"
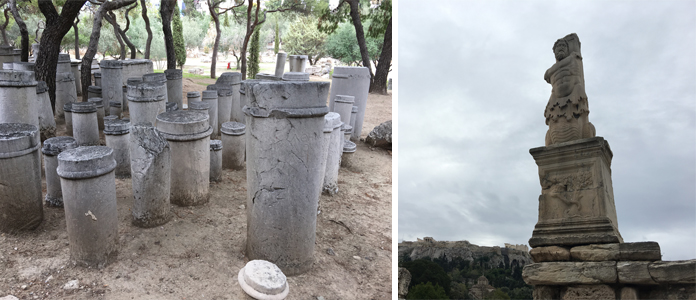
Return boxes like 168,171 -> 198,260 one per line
173,4 -> 187,68
247,27 -> 261,79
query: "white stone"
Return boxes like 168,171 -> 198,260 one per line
63,280 -> 79,290
238,260 -> 289,300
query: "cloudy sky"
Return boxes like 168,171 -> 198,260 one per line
397,0 -> 695,261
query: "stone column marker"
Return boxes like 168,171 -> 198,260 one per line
239,79 -> 265,123
328,67 -> 370,141
42,136 -> 77,207
166,102 -> 178,112
88,97 -> 106,130
350,105 -> 358,129
322,112 -> 343,195
56,54 -> 78,122
164,69 -> 183,109
63,102 -> 74,136
210,140 -> 222,182
99,60 -> 124,110
109,100 -> 122,118
87,85 -> 102,101
274,53 -> 287,78
142,73 -> 168,103
93,72 -> 101,86
341,140 -> 357,168
104,119 -> 131,178
201,90 -> 219,137
127,81 -> 166,126
121,59 -> 154,86
333,95 -> 355,127
188,100 -> 212,120
71,60 -> 82,96
121,86 -> 128,111
57,146 -> 118,268
156,110 -> 213,206
0,70 -> 39,132
36,81 -> 57,141
215,72 -> 242,125
187,91 -> 201,107
0,123 -> 42,232
130,122 -> 172,227
244,81 -> 330,275
238,260 -> 289,300
220,121 -> 245,170
71,102 -> 100,146
207,84 -> 229,135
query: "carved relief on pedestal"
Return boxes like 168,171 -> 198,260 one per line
540,171 -> 595,219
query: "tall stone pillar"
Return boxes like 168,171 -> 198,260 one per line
0,46 -> 15,67
121,59 -> 154,86
333,95 -> 355,127
130,123 -> 172,227
207,84 -> 230,135
156,111 -> 213,206
209,140 -> 222,182
274,53 -> 287,77
244,81 -> 330,275
100,60 -> 124,109
201,90 -> 219,137
104,119 -> 131,178
142,73 -> 168,103
42,136 -> 77,207
0,70 -> 39,135
63,102 -> 74,136
88,97 -> 106,131
165,69 -> 183,109
36,81 -> 57,141
93,72 -> 102,86
71,102 -> 100,146
215,72 -> 242,126
55,54 -> 78,122
187,91 -> 201,105
0,123 -> 42,232
220,121 -> 246,170
127,81 -> 166,126
71,60 -> 82,96
322,112 -> 343,195
57,146 -> 119,268
328,67 -> 370,141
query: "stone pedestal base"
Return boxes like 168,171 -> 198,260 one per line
529,137 -> 622,247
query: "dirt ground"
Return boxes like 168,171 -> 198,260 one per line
0,77 -> 393,300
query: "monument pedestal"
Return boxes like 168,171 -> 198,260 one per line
529,137 -> 622,247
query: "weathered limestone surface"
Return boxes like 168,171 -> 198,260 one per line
570,243 -> 619,261
365,120 -> 392,149
398,267 -> 411,299
127,81 -> 166,126
88,97 -> 106,131
0,70 -> 39,131
156,111 -> 212,206
71,102 -> 100,146
165,69 -> 183,109
87,85 -> 102,100
71,60 -> 82,96
322,112 -> 342,195
643,284 -> 696,300
0,123 -> 42,232
57,146 -> 119,268
63,102 -> 73,136
530,246 -> 570,262
238,260 -> 289,300
350,105 -> 358,129
620,287 -> 639,300
209,140 -> 222,182
560,284 -> 614,300
55,54 -> 77,121
619,242 -> 661,261
100,60 -> 124,110
220,121 -> 245,170
340,140 -> 357,168
274,53 -> 287,77
281,72 -> 309,82
121,59 -> 153,86
329,66 -> 370,140
244,81 -> 330,275
648,260 -> 696,284
333,95 -> 354,127
93,72 -> 101,86
166,102 -> 178,112
533,286 -> 560,300
399,240 -> 533,269
522,262 -> 617,285
109,100 -> 122,118
42,136 -> 77,207
186,91 -> 200,105
201,90 -> 219,137
104,119 -> 131,178
616,261 -> 657,285
529,137 -> 622,247
239,79 -> 265,122
129,123 -> 172,228
215,72 -> 242,126
36,81 -> 56,141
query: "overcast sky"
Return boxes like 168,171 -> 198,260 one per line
397,0 -> 696,261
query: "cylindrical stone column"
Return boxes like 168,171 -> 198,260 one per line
64,102 -> 74,136
11,62 -> 35,71
36,81 -> 57,141
244,81 -> 330,275
220,121 -> 245,170
328,67 -> 370,140
121,86 -> 128,111
350,105 -> 358,129
281,72 -> 309,82
210,140 -> 222,182
71,60 -> 82,96
201,90 -> 219,137
129,123 -> 171,228
323,112 -> 342,195
342,124 -> 353,145
87,85 -> 102,101
318,113 -> 334,185
164,69 -> 183,109
0,70 -> 39,133
341,140 -> 357,168
57,146 -> 118,268
100,60 -> 123,110
333,95 -> 354,126
125,78 -> 143,113
238,79 -> 265,122
188,101 -> 211,121
207,84 -> 229,135
288,55 -> 299,72
93,72 -> 101,86
42,136 -> 77,207
0,123 -> 42,232
104,119 -> 131,178
187,91 -> 201,107
156,111 -> 213,206
274,53 -> 287,77
104,115 -> 118,123
72,102 -> 100,146
298,55 -> 308,73
142,73 -> 168,103
0,46 -> 14,67
215,72 -> 242,127
88,97 -> 106,131
127,81 -> 166,126
109,100 -> 122,118
55,72 -> 77,122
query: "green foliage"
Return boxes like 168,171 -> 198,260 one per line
449,282 -> 469,300
407,282 -> 450,300
223,12 -> 230,27
402,259 -> 451,295
365,0 -> 391,38
324,22 -> 381,66
274,21 -> 279,54
282,16 -> 327,64
182,0 -> 202,18
172,3 -> 186,67
485,288 -> 511,300
247,26 -> 261,79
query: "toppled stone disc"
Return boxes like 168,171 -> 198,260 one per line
238,260 -> 289,300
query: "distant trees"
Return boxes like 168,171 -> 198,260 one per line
283,16 -> 326,65
172,3 -> 185,68
246,26 -> 260,78
407,282 -> 449,300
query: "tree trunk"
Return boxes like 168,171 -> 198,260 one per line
347,0 -> 374,88
111,20 -> 126,59
1,8 -> 10,45
369,17 -> 391,95
8,0 -> 29,62
207,0 -> 220,79
140,0 -> 152,59
105,13 -> 137,59
160,0 -> 176,69
36,0 -> 87,112
73,17 -> 80,59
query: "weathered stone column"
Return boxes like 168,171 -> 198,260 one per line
298,55 -> 308,73
64,102 -> 74,136
244,81 -> 330,275
121,59 -> 154,86
104,119 -> 131,178
71,102 -> 100,146
274,53 -> 287,77
100,60 -> 124,110
55,71 -> 77,122
166,102 -> 178,112
220,121 -> 245,170
0,46 -> 15,67
281,72 -> 309,82
187,91 -> 201,106
188,101 -> 212,122
0,70 -> 39,132
207,84 -> 228,134
317,113 -> 335,186
341,140 -> 357,168
109,100 -> 122,118
31,43 -> 40,62
201,90 -> 219,137
215,72 -> 242,126
10,62 -> 35,71
129,123 -> 172,227
127,81 -> 166,126
210,140 -> 222,182
36,81 -> 57,141
322,112 -> 342,195
87,85 -> 102,101
328,67 -> 370,140
342,124 -> 353,145
88,97 -> 106,131
0,123 -> 42,232
57,146 -> 118,268
165,69 -> 183,109
42,136 -> 77,207
71,60 -> 82,96
121,86 -> 128,111
333,95 -> 354,126
125,77 -> 142,112
142,73 -> 168,102
288,55 -> 298,71
156,111 -> 213,206
238,79 -> 265,122
93,72 -> 101,86
350,105 -> 358,129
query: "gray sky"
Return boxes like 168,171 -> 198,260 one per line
397,0 -> 696,260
